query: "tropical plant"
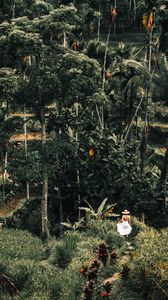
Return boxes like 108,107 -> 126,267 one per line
131,227 -> 168,299
50,232 -> 79,268
61,217 -> 85,231
79,198 -> 116,219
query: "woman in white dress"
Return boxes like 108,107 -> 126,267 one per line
117,209 -> 132,236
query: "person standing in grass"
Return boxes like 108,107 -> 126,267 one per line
117,210 -> 132,237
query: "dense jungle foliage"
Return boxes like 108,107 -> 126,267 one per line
0,0 -> 168,299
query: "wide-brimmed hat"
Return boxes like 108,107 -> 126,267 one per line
122,209 -> 130,215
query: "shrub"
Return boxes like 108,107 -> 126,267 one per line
0,229 -> 59,300
50,232 -> 79,268
105,229 -> 125,249
6,197 -> 41,235
59,265 -> 83,300
25,265 -> 59,297
5,259 -> 33,290
131,228 -> 168,299
111,283 -> 144,300
130,217 -> 147,237
0,229 -> 44,260
87,218 -> 116,238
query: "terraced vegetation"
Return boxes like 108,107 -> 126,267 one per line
0,0 -> 168,298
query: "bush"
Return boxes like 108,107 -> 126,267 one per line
24,265 -> 59,297
0,229 -> 44,260
0,229 -> 61,300
105,229 -> 126,249
50,232 -> 79,268
111,282 -> 144,300
130,228 -> 168,299
60,266 -> 83,300
130,217 -> 147,237
87,218 -> 115,237
5,259 -> 33,290
6,197 -> 41,235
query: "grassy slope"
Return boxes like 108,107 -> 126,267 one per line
0,218 -> 167,300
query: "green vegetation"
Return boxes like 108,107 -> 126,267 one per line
0,217 -> 167,299
0,0 -> 167,298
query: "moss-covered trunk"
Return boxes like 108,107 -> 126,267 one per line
41,108 -> 50,239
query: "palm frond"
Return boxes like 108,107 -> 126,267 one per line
97,197 -> 108,215
74,217 -> 85,228
79,207 -> 96,216
84,200 -> 94,211
61,222 -> 73,229
123,59 -> 150,74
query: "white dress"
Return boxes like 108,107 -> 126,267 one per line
117,221 -> 132,236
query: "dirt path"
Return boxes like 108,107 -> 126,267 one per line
102,241 -> 134,287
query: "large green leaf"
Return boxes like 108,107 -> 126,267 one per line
97,197 -> 108,215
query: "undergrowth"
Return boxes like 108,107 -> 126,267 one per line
0,218 -> 167,300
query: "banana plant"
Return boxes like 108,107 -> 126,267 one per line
61,217 -> 85,231
79,197 -> 116,219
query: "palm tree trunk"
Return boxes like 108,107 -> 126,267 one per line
141,212 -> 145,224
97,4 -> 101,41
122,94 -> 144,145
24,105 -> 30,201
129,0 -> 132,23
11,0 -> 15,19
148,30 -> 153,72
1,154 -> 5,204
75,102 -> 81,221
4,151 -> 8,178
102,23 -> 111,128
148,9 -> 156,72
140,129 -> 147,174
133,0 -> 136,26
102,24 -> 111,91
41,108 -> 50,238
63,31 -> 67,47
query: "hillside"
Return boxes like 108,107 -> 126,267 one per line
0,217 -> 167,300
0,1 -> 168,299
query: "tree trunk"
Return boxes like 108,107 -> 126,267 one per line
24,105 -> 30,201
75,102 -> 81,221
2,151 -> 8,223
102,24 -> 111,90
63,31 -> 67,47
11,0 -> 15,19
58,188 -> 63,236
140,129 -> 147,174
41,109 -> 50,239
102,23 -> 111,129
159,147 -> 168,210
148,30 -> 153,72
133,0 -> 136,26
122,94 -> 144,145
129,0 -> 132,23
97,4 -> 101,41
140,212 -> 145,224
4,151 -> 8,178
1,154 -> 5,204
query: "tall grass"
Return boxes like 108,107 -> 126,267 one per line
50,232 -> 79,268
131,228 -> 168,299
0,229 -> 44,260
0,218 -> 164,300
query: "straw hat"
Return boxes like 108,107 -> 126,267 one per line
122,209 -> 130,215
